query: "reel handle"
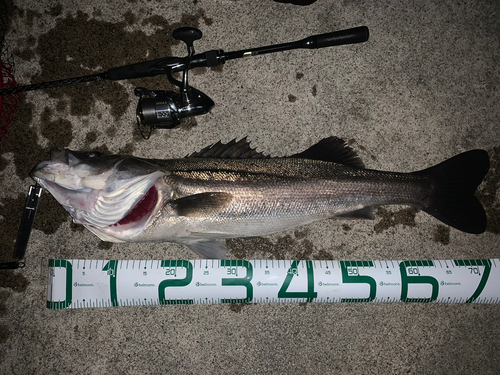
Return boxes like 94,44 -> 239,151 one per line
173,27 -> 203,53
107,28 -> 204,81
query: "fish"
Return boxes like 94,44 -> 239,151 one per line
30,137 -> 489,258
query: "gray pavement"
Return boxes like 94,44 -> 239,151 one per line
1,0 -> 499,374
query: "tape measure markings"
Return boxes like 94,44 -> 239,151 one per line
47,259 -> 500,309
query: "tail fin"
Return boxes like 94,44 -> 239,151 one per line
418,150 -> 489,234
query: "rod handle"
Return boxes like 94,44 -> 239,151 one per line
301,26 -> 369,49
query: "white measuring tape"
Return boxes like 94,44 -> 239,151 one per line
47,259 -> 500,309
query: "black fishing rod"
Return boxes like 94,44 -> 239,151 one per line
0,26 -> 369,137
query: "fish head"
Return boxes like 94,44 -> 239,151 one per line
30,149 -> 167,235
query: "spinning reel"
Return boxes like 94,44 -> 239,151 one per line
134,28 -> 215,138
0,26 -> 369,138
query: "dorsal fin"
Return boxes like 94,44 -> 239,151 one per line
291,137 -> 365,168
186,137 -> 364,168
187,138 -> 270,159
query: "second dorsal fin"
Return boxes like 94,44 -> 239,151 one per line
291,137 -> 364,168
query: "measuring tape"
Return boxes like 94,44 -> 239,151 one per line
47,259 -> 500,309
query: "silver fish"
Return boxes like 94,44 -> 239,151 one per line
30,137 -> 489,258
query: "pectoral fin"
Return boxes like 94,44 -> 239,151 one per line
169,192 -> 233,217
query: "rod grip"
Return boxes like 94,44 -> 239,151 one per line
106,57 -> 183,80
303,26 -> 369,49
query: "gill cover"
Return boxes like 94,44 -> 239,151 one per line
31,150 -> 165,227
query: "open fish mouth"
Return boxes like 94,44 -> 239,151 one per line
113,184 -> 158,226
30,149 -> 165,228
33,172 -> 164,228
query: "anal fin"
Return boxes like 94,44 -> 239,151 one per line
185,240 -> 228,259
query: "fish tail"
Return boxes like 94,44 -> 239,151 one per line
416,150 -> 489,234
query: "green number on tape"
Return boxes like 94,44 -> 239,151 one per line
102,260 -> 118,306
158,260 -> 194,305
102,260 -> 119,306
278,261 -> 317,302
400,261 -> 438,302
47,259 -> 73,309
220,260 -> 253,303
340,261 -> 376,302
454,259 -> 492,303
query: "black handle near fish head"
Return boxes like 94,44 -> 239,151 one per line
0,184 -> 42,270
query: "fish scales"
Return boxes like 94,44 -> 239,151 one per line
160,158 -> 431,210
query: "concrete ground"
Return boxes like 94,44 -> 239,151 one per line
1,0 -> 499,373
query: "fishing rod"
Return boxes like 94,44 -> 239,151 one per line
0,26 -> 369,137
